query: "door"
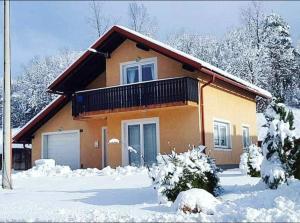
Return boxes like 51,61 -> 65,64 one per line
124,119 -> 159,166
128,124 -> 141,166
143,123 -> 157,165
43,131 -> 80,169
102,127 -> 108,168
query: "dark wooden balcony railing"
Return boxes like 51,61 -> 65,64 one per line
72,77 -> 199,117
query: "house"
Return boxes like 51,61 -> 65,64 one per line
13,26 -> 271,169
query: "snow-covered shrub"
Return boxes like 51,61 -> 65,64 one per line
149,146 -> 221,202
239,152 -> 249,175
261,99 -> 298,189
239,145 -> 263,177
172,188 -> 221,214
248,145 -> 263,177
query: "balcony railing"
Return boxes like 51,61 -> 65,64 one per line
72,77 -> 199,117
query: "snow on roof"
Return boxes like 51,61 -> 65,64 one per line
0,128 -> 31,154
13,96 -> 64,144
115,25 -> 272,98
50,25 -> 271,98
257,107 -> 300,141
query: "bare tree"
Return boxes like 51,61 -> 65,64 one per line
128,2 -> 158,37
87,0 -> 116,37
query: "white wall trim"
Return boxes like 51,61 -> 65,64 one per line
101,127 -> 107,169
119,57 -> 158,85
241,125 -> 251,148
121,117 -> 160,166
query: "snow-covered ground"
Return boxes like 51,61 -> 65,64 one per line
0,164 -> 299,222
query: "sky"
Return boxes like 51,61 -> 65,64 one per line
0,1 -> 299,77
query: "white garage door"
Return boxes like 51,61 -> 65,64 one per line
43,131 -> 80,169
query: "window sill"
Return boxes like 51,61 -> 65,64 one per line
214,147 -> 232,151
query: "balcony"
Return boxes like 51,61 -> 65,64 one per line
72,77 -> 199,117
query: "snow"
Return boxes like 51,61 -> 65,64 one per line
35,159 -> 55,167
248,145 -> 264,172
239,152 -> 249,175
257,106 -> 300,141
0,128 -> 31,154
114,25 -> 272,98
240,145 -> 263,176
128,146 -> 137,153
150,149 -> 218,201
12,95 -> 63,145
173,188 -> 221,214
108,138 -> 120,144
15,160 -> 147,178
0,165 -> 299,222
261,156 -> 286,186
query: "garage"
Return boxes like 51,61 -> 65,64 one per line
42,130 -> 80,169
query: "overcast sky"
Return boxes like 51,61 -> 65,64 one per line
0,1 -> 299,77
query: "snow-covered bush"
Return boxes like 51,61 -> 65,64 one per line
239,152 -> 249,175
172,188 -> 221,214
239,144 -> 263,177
261,99 -> 298,189
149,146 -> 221,202
248,145 -> 263,177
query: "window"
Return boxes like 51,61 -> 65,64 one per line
214,121 -> 230,148
242,126 -> 250,148
121,58 -> 157,84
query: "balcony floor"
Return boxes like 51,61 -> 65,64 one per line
74,100 -> 198,120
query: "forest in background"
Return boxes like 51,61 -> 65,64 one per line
1,1 -> 299,128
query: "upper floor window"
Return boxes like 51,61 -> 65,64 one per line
214,120 -> 231,149
121,58 -> 157,84
242,126 -> 250,149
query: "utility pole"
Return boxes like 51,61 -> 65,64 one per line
2,0 -> 12,189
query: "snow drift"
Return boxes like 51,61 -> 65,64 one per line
173,188 -> 221,214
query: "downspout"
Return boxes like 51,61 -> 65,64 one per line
199,73 -> 215,147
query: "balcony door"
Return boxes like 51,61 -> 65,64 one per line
122,118 -> 159,166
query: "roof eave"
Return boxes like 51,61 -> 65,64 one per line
12,95 -> 68,144
47,25 -> 271,99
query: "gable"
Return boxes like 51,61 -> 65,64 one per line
106,39 -> 195,86
48,25 -> 271,99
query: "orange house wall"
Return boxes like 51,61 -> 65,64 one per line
31,103 -> 107,169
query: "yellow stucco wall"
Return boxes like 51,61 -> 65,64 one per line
30,38 -> 258,168
31,103 -> 107,169
106,39 -> 195,86
106,106 -> 200,167
203,83 -> 257,165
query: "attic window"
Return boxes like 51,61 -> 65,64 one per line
121,58 -> 157,84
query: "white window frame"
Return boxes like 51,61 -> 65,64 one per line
101,127 -> 108,169
213,119 -> 231,150
121,117 -> 160,166
120,57 -> 158,85
242,125 -> 250,149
